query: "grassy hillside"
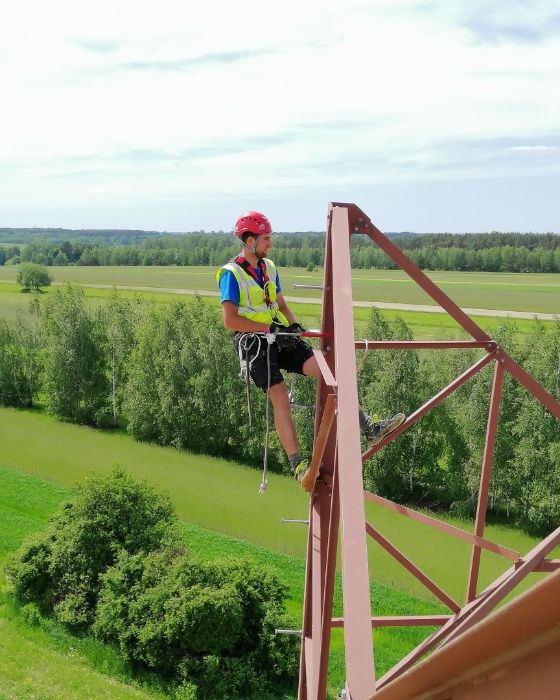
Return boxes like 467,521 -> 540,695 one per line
0,467 -> 446,698
0,407 -> 549,603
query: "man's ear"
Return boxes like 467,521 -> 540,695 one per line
244,235 -> 257,252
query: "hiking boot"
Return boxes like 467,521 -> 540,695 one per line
293,459 -> 309,487
367,413 -> 406,446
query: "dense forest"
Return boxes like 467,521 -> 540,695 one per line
1,287 -> 559,533
1,229 -> 560,273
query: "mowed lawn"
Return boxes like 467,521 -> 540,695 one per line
1,265 -> 560,312
1,264 -> 558,339
1,407 -> 552,604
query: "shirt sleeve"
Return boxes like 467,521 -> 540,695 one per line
218,269 -> 240,305
275,271 -> 282,294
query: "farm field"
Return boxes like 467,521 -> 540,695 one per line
1,265 -> 560,313
1,265 -> 558,339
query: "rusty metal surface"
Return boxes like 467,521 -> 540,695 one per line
372,569 -> 560,700
297,202 -> 560,699
467,362 -> 504,602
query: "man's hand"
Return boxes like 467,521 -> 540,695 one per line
269,321 -> 296,350
287,322 -> 305,335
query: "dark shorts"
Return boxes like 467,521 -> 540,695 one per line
234,333 -> 314,391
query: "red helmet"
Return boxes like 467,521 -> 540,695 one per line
234,211 -> 271,238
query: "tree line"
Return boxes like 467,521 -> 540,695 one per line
1,286 -> 559,532
2,230 -> 560,272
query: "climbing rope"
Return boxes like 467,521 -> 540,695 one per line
258,332 -> 275,495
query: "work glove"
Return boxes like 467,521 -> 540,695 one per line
287,322 -> 305,335
269,321 -> 296,350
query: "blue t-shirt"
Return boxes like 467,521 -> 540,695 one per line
219,265 -> 282,306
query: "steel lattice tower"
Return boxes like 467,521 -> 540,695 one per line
297,203 -> 560,699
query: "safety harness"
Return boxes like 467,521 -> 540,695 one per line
232,256 -> 278,495
233,255 -> 274,309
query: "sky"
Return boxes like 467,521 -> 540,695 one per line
1,0 -> 559,233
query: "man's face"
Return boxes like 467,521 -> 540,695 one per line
254,233 -> 272,258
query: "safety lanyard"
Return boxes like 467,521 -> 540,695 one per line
234,255 -> 273,307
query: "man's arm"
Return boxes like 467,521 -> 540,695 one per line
221,301 -> 270,334
276,293 -> 297,325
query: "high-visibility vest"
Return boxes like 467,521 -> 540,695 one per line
216,257 -> 289,327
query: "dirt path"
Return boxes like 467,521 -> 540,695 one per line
45,281 -> 558,321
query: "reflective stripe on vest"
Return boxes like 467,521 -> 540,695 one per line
216,258 -> 288,327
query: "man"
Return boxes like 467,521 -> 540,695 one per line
216,210 -> 405,487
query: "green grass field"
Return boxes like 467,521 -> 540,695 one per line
1,467 -> 446,698
1,264 -> 557,339
1,407 -> 550,603
2,265 -> 560,312
1,405 -> 558,697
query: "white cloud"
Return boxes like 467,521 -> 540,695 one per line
1,0 -> 559,229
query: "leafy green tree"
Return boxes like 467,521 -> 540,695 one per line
125,296 -> 276,466
359,309 -> 451,502
511,319 -> 560,530
7,468 -> 179,628
16,262 -> 52,292
96,293 -> 140,424
41,284 -> 109,425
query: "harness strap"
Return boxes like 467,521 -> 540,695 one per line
234,255 -> 273,308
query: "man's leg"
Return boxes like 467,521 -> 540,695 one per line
268,381 -> 299,457
302,354 -> 405,444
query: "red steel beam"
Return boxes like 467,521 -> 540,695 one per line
317,461 -> 341,696
355,340 -> 495,350
373,569 -> 560,700
366,522 -> 460,612
330,204 -> 377,698
444,524 -> 560,646
331,616 -> 451,628
299,210 -> 337,700
466,361 -> 504,602
311,349 -> 337,388
363,491 -> 520,561
363,218 -> 493,343
362,352 -> 497,463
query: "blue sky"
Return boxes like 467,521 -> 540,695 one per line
1,0 -> 559,233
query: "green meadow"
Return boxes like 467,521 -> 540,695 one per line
1,402 -> 557,697
1,265 -> 558,339
1,265 -> 560,312
1,407 -> 550,603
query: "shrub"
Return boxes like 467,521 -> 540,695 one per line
7,468 -> 299,697
7,468 -> 179,628
94,550 -> 300,696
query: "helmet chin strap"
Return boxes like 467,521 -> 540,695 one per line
243,242 -> 257,255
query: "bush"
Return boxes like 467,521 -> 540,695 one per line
7,468 -> 179,628
16,262 -> 52,291
7,468 -> 299,697
94,550 -> 299,697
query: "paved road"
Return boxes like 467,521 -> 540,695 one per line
43,281 -> 558,322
